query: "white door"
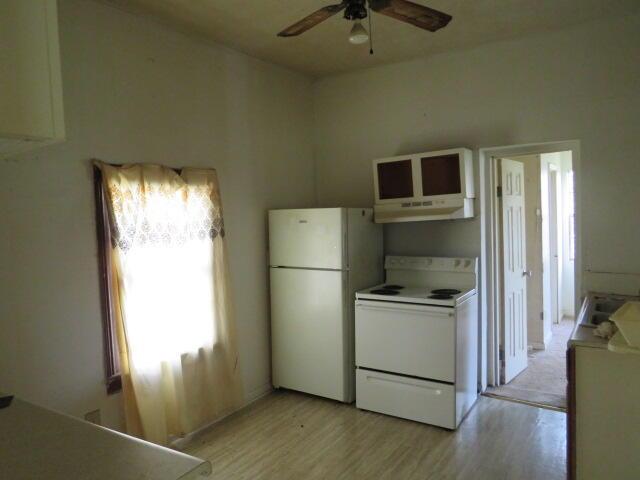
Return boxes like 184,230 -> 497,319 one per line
548,170 -> 560,324
270,267 -> 350,402
501,159 -> 528,383
268,208 -> 345,270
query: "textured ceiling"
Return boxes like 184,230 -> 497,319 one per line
101,0 -> 640,77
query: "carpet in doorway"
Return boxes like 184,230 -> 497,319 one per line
486,319 -> 574,410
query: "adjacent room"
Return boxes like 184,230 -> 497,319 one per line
485,150 -> 576,410
1,1 -> 640,480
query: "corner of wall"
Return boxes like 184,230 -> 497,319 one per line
309,78 -> 322,208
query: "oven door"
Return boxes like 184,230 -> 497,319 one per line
355,300 -> 455,383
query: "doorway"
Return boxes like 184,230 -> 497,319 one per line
481,146 -> 577,410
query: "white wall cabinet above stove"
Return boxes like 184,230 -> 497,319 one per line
373,148 -> 474,223
0,0 -> 65,159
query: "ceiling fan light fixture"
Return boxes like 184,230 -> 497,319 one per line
349,20 -> 369,45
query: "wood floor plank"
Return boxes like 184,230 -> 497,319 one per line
184,390 -> 566,480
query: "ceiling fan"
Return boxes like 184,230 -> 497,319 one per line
278,0 -> 452,49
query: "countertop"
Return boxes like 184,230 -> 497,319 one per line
567,322 -> 609,349
0,396 -> 211,480
568,291 -> 640,350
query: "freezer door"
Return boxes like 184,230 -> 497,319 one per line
268,208 -> 345,270
270,267 -> 351,402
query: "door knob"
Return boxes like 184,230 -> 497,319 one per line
522,270 -> 533,278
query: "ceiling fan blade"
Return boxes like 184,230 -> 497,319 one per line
369,0 -> 452,32
278,2 -> 348,37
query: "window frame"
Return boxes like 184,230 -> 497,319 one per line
93,166 -> 122,395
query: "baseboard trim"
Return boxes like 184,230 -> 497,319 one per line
172,381 -> 273,450
245,382 -> 273,404
529,341 -> 546,350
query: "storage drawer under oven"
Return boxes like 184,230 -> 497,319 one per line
356,369 -> 456,429
355,300 -> 456,382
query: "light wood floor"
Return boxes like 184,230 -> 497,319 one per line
487,319 -> 573,410
184,390 -> 566,480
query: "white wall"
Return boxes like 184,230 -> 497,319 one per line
0,0 -> 315,430
313,12 -> 640,296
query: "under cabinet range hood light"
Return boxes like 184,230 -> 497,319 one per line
374,198 -> 474,223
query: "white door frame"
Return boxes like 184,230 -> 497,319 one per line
479,141 -> 581,389
547,165 -> 561,326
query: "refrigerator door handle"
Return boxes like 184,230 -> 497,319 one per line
343,225 -> 348,270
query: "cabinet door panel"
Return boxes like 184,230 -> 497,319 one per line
0,0 -> 62,139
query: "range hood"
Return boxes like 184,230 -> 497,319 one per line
374,197 -> 474,223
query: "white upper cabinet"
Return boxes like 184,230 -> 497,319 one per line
0,0 -> 65,158
372,148 -> 475,223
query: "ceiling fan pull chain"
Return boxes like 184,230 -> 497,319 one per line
368,1 -> 374,55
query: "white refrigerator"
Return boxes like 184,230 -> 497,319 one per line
269,208 -> 383,403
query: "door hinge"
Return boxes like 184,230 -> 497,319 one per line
540,312 -> 544,321
497,186 -> 503,198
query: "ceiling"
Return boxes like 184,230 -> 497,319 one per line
102,0 -> 640,77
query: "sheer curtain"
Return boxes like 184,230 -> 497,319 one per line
96,162 -> 243,446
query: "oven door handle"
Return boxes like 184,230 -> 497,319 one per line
355,302 -> 454,317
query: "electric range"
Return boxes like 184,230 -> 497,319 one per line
354,255 -> 478,430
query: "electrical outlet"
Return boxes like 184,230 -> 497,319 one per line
84,409 -> 101,425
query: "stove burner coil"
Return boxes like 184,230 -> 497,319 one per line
429,294 -> 453,300
370,289 -> 400,295
382,284 -> 404,290
431,289 -> 461,295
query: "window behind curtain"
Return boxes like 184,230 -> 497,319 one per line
93,166 -> 121,394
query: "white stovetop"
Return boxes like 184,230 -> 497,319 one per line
356,284 -> 476,307
356,256 -> 478,307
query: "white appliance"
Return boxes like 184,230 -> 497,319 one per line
373,148 -> 474,223
355,256 -> 478,429
269,208 -> 383,403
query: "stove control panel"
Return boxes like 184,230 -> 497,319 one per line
385,256 -> 477,273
